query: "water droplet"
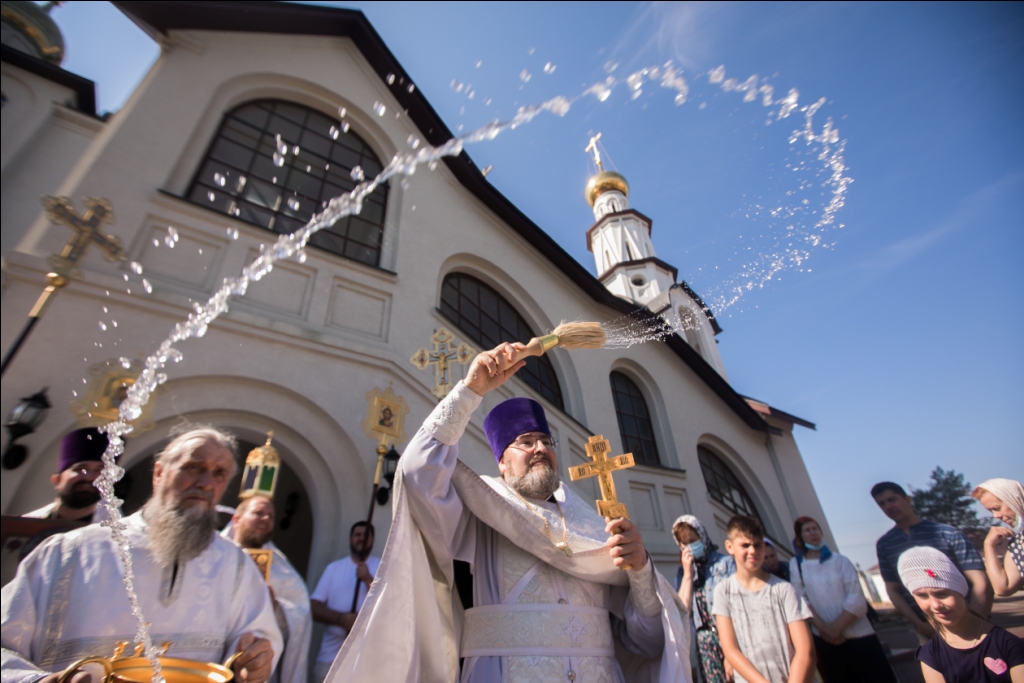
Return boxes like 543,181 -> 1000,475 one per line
373,101 -> 386,117
329,125 -> 339,139
386,73 -> 395,84
411,204 -> 416,211
143,279 -> 152,293
214,172 -> 226,187
198,248 -> 203,255
99,322 -> 107,331
83,377 -> 88,384
338,106 -> 347,118
401,179 -> 410,190
72,390 -> 77,397
351,166 -> 365,181
520,69 -> 531,83
341,121 -> 350,133
543,62 -> 556,74
272,176 -> 278,184
120,357 -> 132,369
103,306 -> 108,313
475,59 -> 482,68
276,134 -> 288,155
306,165 -> 312,172
287,197 -> 300,211
112,320 -> 117,327
123,274 -> 129,282
485,98 -> 492,106
153,238 -> 160,247
292,145 -> 300,155
297,250 -> 307,263
227,226 -> 238,240
406,83 -> 415,93
236,176 -> 247,191
428,160 -> 438,171
207,191 -> 216,202
407,135 -> 420,149
130,261 -> 143,275
273,152 -> 285,167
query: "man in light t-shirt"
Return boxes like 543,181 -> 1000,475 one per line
713,516 -> 814,683
309,522 -> 379,683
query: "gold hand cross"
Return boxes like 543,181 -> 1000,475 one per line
568,434 -> 634,520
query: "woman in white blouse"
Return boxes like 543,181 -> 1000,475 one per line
790,515 -> 898,683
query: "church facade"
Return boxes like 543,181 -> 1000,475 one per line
1,1 -> 831,584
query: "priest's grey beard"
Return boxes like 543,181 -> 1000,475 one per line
143,493 -> 217,568
506,463 -> 560,500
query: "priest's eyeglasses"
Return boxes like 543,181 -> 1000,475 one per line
508,436 -> 558,451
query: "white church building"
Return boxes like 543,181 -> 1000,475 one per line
1,0 -> 831,585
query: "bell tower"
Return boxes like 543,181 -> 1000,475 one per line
584,134 -> 676,307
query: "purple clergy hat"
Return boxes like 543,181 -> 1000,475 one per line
483,397 -> 550,463
58,427 -> 109,472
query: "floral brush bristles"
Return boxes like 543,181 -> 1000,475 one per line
522,321 -> 607,360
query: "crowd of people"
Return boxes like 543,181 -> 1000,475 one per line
1,341 -> 1021,683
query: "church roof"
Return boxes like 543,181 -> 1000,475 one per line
0,43 -> 96,116
112,0 -> 777,434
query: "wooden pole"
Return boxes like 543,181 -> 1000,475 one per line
350,443 -> 386,613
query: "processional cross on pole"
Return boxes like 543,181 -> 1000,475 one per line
409,328 -> 475,398
1,196 -> 126,377
568,434 -> 635,520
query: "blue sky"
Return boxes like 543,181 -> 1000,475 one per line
48,1 -> 1022,567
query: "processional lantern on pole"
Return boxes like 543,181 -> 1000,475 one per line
239,432 -> 280,583
1,196 -> 126,377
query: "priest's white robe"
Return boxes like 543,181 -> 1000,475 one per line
221,531 -> 312,683
1,512 -> 283,683
329,382 -> 691,683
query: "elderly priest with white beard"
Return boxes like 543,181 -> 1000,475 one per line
330,343 -> 691,683
1,426 -> 283,683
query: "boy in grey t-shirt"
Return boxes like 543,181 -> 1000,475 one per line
712,516 -> 814,683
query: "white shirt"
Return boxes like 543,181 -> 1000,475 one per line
788,553 -> 874,639
310,555 -> 380,663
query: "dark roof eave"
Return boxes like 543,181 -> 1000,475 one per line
0,44 -> 97,117
111,0 -> 767,434
740,395 -> 816,430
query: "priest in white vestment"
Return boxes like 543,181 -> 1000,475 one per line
2,426 -> 283,683
330,343 -> 691,683
224,496 -> 312,683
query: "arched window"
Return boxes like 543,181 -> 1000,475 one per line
697,446 -> 761,522
440,273 -> 563,409
188,99 -> 388,267
609,371 -> 660,466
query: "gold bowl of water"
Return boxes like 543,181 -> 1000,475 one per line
58,643 -> 240,683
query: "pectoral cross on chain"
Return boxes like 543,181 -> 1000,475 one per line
42,196 -> 126,281
410,328 -> 475,398
568,435 -> 634,520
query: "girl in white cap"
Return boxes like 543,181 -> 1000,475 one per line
898,545 -> 1024,682
972,478 -> 1024,597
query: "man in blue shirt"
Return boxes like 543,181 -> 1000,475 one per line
872,481 -> 991,639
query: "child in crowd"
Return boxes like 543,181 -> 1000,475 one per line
898,546 -> 1024,683
712,515 -> 815,683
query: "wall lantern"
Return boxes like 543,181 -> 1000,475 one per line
2,388 -> 51,470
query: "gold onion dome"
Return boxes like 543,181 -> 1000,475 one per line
585,170 -> 629,207
1,1 -> 65,65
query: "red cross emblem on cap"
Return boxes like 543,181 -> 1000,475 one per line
925,569 -> 937,578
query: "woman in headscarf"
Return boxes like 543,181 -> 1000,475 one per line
971,478 -> 1024,596
672,515 -> 735,683
789,515 -> 897,683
